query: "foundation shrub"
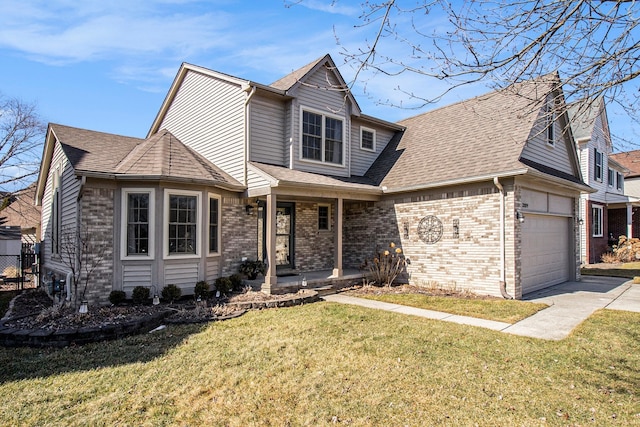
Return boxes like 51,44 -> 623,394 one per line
132,286 -> 150,305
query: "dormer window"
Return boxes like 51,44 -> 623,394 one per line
360,127 -> 376,151
301,108 -> 344,166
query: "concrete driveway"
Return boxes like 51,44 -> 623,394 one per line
324,276 -> 640,341
502,276 -> 639,340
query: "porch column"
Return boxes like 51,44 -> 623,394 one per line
332,197 -> 343,277
627,203 -> 633,238
262,193 -> 277,293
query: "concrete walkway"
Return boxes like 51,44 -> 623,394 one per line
323,276 -> 639,341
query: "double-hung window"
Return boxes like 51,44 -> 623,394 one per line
318,204 -> 330,231
608,168 -> 615,187
617,172 -> 623,191
121,189 -> 155,259
301,108 -> 344,166
360,127 -> 376,151
594,149 -> 603,182
165,190 -> 200,257
208,195 -> 220,254
592,205 -> 603,238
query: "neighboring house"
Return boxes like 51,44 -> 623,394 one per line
36,54 -> 591,303
569,98 -> 638,264
609,149 -> 640,240
0,183 -> 41,244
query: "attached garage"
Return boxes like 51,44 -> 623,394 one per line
520,213 -> 571,294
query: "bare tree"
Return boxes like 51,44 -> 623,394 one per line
289,1 -> 640,146
58,226 -> 108,310
0,93 -> 46,193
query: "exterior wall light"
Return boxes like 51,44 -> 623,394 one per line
516,211 -> 525,223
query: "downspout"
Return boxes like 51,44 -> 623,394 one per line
493,177 -> 513,299
289,99 -> 295,169
244,85 -> 257,187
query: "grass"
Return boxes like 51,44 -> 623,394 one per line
0,302 -> 638,425
581,263 -> 640,279
351,293 -> 548,323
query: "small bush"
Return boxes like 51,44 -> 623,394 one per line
605,236 -> 640,263
194,281 -> 210,300
162,284 -> 182,303
132,286 -> 150,305
214,276 -> 233,295
109,290 -> 127,305
229,274 -> 244,291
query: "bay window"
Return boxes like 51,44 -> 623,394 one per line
121,189 -> 155,259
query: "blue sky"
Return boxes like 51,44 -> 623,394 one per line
0,0 -> 637,148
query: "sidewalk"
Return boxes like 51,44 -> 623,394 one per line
322,276 -> 639,341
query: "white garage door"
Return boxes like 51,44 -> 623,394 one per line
521,214 -> 571,294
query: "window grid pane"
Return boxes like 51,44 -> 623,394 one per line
209,198 -> 219,253
318,206 -> 329,230
325,117 -> 343,164
168,195 -> 197,254
361,130 -> 374,150
302,111 -> 322,160
127,193 -> 149,255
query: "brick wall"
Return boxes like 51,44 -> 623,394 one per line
294,202 -> 334,271
345,183 -> 518,298
221,197 -> 259,276
79,187 -> 115,304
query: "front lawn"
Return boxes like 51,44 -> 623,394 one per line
0,302 -> 638,425
351,293 -> 548,323
581,262 -> 640,279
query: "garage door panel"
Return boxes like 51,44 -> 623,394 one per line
521,214 -> 570,294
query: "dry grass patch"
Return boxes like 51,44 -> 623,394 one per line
345,285 -> 547,323
0,303 -> 638,425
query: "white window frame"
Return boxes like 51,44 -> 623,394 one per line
617,172 -> 623,191
207,193 -> 221,256
594,149 -> 603,182
299,106 -> 346,168
592,205 -> 603,238
318,204 -> 331,231
545,101 -> 555,146
163,189 -> 201,260
120,188 -> 155,260
607,168 -> 615,187
360,126 -> 376,152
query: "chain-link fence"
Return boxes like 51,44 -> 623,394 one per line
0,246 -> 38,291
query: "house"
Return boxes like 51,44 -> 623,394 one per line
36,54 -> 591,303
0,183 -> 41,244
569,98 -> 639,263
609,148 -> 640,241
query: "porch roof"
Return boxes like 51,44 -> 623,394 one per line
248,162 -> 381,198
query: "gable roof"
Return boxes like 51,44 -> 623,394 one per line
610,150 -> 640,178
36,124 -> 243,203
367,74 -> 589,193
567,97 -> 607,142
0,183 -> 41,231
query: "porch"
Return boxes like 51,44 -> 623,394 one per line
247,268 -> 362,295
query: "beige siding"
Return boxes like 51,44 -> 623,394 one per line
206,258 -> 221,282
521,109 -> 574,175
249,95 -> 286,165
350,119 -> 396,176
291,68 -> 351,177
164,263 -> 199,294
122,264 -> 152,295
159,70 -> 246,183
41,140 -> 80,276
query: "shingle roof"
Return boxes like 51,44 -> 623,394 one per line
610,150 -> 640,178
51,123 -> 142,174
249,162 -> 379,193
567,97 -> 604,141
0,184 -> 40,230
367,75 -> 562,191
270,55 -> 328,91
51,124 -> 243,189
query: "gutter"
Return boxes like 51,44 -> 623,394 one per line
383,169 -> 529,194
493,177 -> 513,299
74,171 -> 246,192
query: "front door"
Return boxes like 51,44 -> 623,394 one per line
275,203 -> 295,269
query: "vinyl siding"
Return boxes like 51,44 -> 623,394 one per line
520,108 -> 574,176
159,70 -> 246,183
249,94 -> 286,165
350,118 -> 396,176
164,262 -> 199,293
291,67 -> 351,177
122,264 -> 153,295
41,140 -> 81,275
